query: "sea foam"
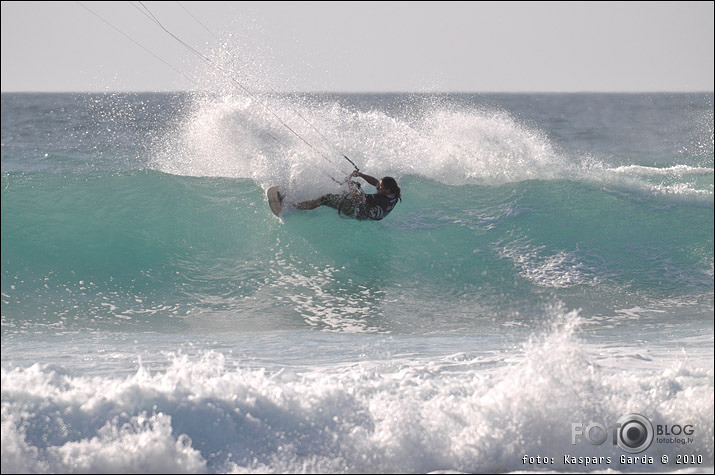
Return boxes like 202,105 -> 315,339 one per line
3,309 -> 712,473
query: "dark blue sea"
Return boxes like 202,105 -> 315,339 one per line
2,91 -> 713,473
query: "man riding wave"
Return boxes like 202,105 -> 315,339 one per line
293,170 -> 401,221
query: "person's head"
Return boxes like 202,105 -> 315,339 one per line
378,176 -> 401,200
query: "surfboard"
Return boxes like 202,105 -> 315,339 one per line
266,186 -> 284,217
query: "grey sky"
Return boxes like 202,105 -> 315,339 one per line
1,1 -> 713,92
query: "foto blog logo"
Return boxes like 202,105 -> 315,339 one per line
572,413 -> 654,454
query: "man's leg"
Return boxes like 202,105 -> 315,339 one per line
293,196 -> 323,210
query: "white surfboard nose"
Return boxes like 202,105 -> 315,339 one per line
267,186 -> 283,216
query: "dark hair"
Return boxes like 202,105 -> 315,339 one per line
381,176 -> 401,201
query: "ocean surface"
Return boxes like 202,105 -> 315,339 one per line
2,91 -> 713,473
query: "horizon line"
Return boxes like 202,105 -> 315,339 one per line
3,89 -> 714,95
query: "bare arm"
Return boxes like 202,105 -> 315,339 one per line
351,171 -> 379,187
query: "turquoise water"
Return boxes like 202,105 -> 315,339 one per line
2,171 -> 712,333
2,92 -> 713,473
